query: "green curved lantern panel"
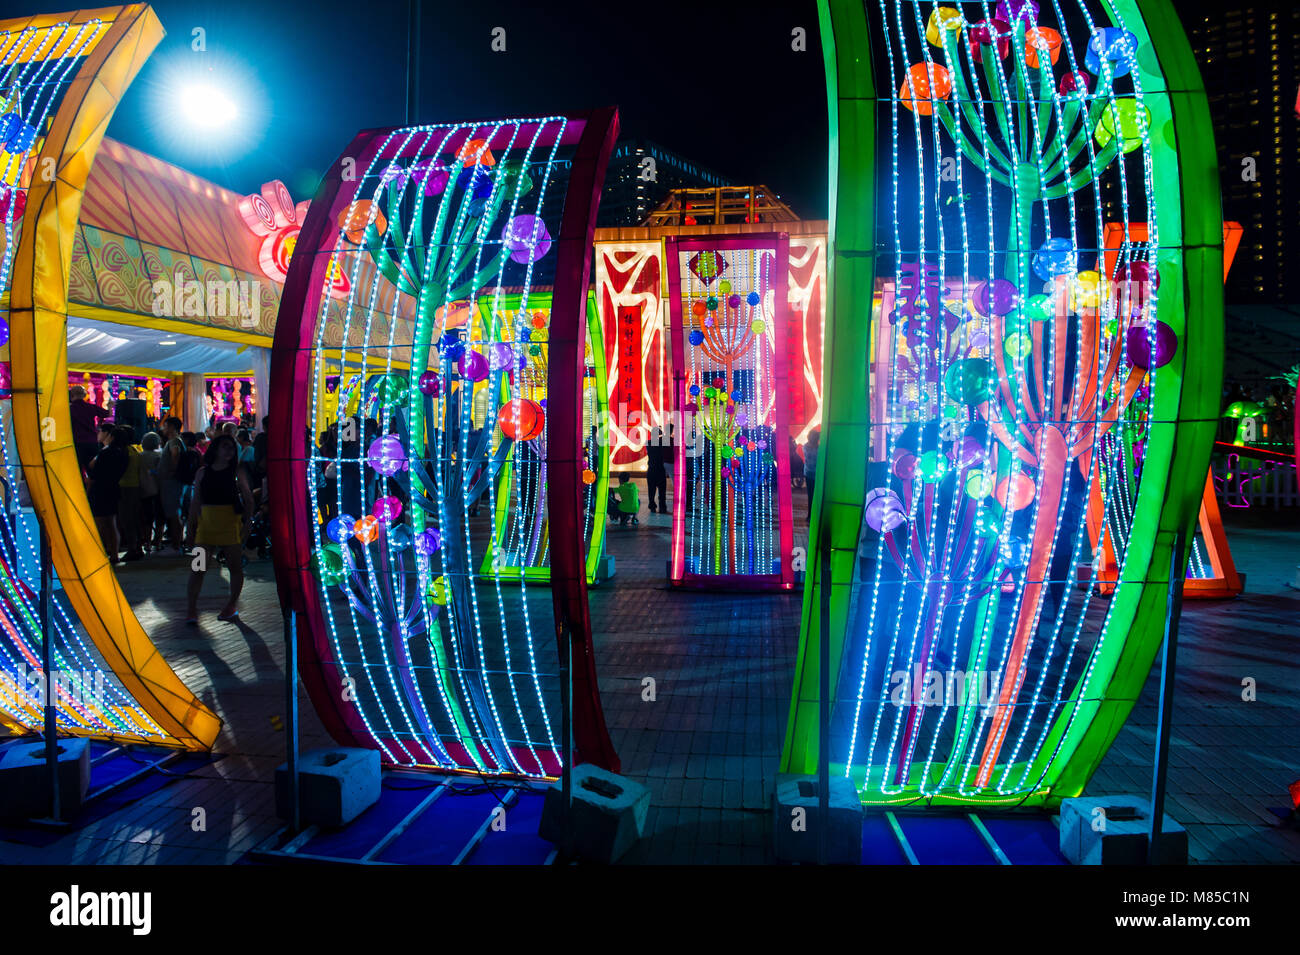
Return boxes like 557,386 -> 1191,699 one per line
477,290 -> 611,585
783,0 -> 1222,807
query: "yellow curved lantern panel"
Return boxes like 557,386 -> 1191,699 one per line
8,5 -> 220,750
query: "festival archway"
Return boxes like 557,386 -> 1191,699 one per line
7,4 -> 220,750
783,0 -> 1221,806
270,111 -> 620,776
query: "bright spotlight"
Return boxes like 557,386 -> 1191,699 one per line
177,84 -> 238,128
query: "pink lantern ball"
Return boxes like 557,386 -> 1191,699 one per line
1059,71 -> 1091,96
1119,260 -> 1160,292
865,488 -> 907,533
892,446 -> 918,481
458,349 -> 488,382
502,214 -> 552,264
373,496 -> 403,521
1126,321 -> 1178,370
969,19 -> 1011,62
974,278 -> 1019,317
722,466 -> 733,480
684,402 -> 699,413
418,371 -> 441,396
367,434 -> 407,476
414,528 -> 442,555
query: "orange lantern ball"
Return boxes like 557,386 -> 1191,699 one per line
532,311 -> 547,329
338,200 -> 386,244
1024,27 -> 1063,69
692,301 -> 708,318
996,472 -> 1036,512
900,63 -> 953,116
497,398 -> 545,441
581,468 -> 596,485
354,515 -> 380,544
457,138 -> 496,167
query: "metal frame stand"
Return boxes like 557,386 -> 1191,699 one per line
1148,527 -> 1189,864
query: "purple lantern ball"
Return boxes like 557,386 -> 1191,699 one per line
502,215 -> 552,264
948,436 -> 986,470
367,435 -> 407,477
414,528 -> 442,555
721,467 -> 732,480
995,0 -> 1039,26
684,402 -> 699,413
458,349 -> 488,382
727,294 -> 742,309
1120,260 -> 1160,292
417,371 -> 441,396
757,440 -> 767,450
488,342 -> 515,371
974,278 -> 1019,317
1127,321 -> 1178,370
865,488 -> 907,533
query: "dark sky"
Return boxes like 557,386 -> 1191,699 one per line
88,0 -> 828,218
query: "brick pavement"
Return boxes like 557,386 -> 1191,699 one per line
0,480 -> 1295,865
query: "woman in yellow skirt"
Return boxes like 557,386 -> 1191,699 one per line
185,433 -> 256,623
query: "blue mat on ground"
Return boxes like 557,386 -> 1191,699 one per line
896,814 -> 999,865
266,776 -> 554,865
0,743 -> 218,848
861,812 -> 911,865
981,816 -> 1068,864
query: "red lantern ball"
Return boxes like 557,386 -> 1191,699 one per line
497,398 -> 545,441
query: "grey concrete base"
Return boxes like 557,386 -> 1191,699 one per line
1060,795 -> 1188,865
0,737 -> 91,819
275,747 -> 380,828
593,553 -> 615,585
539,764 -> 650,863
771,773 -> 862,865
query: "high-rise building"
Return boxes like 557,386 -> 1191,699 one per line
1184,3 -> 1300,304
598,140 -> 732,227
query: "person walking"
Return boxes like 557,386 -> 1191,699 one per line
87,426 -> 130,561
156,417 -> 187,553
137,431 -> 163,551
69,385 -> 111,476
645,426 -> 669,514
802,430 -> 820,523
116,426 -> 145,561
184,433 -> 255,624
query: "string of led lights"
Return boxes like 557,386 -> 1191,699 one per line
665,235 -> 795,588
273,112 -> 620,778
782,0 -> 1222,807
0,14 -> 174,745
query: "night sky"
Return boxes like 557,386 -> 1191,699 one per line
92,0 -> 829,218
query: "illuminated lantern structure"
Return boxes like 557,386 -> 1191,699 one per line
271,112 -> 620,776
785,0 -> 1223,806
478,293 -> 612,585
4,5 -> 219,749
666,235 -> 795,589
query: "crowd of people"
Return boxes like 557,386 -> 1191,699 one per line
69,385 -> 269,623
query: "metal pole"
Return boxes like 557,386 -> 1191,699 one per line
818,529 -> 831,865
560,622 -> 573,854
1148,527 -> 1188,864
285,608 -> 300,833
40,524 -> 60,821
405,0 -> 421,126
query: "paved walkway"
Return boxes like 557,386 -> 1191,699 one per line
1,482 -> 1296,864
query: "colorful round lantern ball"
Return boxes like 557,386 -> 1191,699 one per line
718,280 -> 731,294
497,398 -> 545,441
706,296 -> 719,312
1126,321 -> 1178,370
996,472 -> 1036,511
689,329 -> 705,347
367,435 -> 407,477
312,546 -> 347,584
458,349 -> 489,382
1032,238 -> 1076,281
728,294 -> 742,309
692,301 -> 708,318
354,515 -> 380,544
387,524 -> 413,553
429,575 -> 448,605
414,528 -> 442,556
582,468 -> 596,485
944,357 -> 994,405
865,488 -> 907,533
746,291 -> 760,307
974,278 -> 1019,317
417,371 -> 441,396
325,514 -> 356,543
373,496 -> 403,522
751,319 -> 766,334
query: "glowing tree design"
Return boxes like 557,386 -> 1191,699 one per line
783,0 -> 1222,807
274,114 -> 620,777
